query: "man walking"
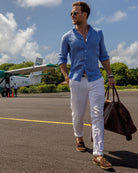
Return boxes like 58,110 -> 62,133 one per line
58,1 -> 116,169
13,83 -> 18,97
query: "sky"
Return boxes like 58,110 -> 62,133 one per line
0,0 -> 138,68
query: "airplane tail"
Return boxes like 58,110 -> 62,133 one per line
29,57 -> 43,84
34,57 -> 43,66
34,57 -> 43,73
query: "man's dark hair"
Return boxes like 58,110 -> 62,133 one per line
72,1 -> 90,19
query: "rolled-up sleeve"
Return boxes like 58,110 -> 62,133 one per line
98,30 -> 109,62
58,34 -> 69,65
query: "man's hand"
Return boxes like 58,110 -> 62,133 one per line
108,78 -> 116,88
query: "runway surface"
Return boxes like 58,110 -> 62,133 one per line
0,91 -> 137,173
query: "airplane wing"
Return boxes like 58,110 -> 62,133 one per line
5,64 -> 57,75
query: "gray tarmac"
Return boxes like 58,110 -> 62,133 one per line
0,91 -> 137,173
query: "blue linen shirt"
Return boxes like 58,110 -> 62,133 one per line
58,25 -> 109,82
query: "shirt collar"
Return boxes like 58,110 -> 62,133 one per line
72,25 -> 93,40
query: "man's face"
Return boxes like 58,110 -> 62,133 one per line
71,6 -> 83,25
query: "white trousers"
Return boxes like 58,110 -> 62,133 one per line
69,77 -> 105,156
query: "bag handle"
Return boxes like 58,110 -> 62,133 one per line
105,85 -> 120,102
105,85 -> 110,99
113,85 -> 120,102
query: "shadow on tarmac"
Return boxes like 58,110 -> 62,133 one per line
85,148 -> 138,172
107,151 -> 138,169
86,148 -> 116,172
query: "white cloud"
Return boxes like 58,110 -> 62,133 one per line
17,0 -> 62,8
94,10 -> 127,25
0,13 -> 17,32
95,17 -> 105,25
44,52 -> 58,64
0,54 -> 11,65
128,6 -> 138,10
109,41 -> 138,68
0,12 -> 42,64
26,16 -> 31,23
107,11 -> 127,23
21,42 -> 42,60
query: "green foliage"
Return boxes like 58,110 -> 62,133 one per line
29,86 -> 39,93
8,61 -> 34,70
110,62 -> 129,86
36,84 -> 57,93
18,84 -> 57,93
115,85 -> 138,89
111,62 -> 128,75
127,68 -> 138,85
0,60 -> 138,93
18,84 -> 71,93
100,62 -> 138,86
57,84 -> 70,92
0,63 -> 15,70
19,87 -> 29,93
35,84 -> 47,93
41,66 -> 61,85
41,64 -> 71,85
100,68 -> 108,83
0,61 -> 34,71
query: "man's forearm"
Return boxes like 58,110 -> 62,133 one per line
101,59 -> 116,87
60,63 -> 69,84
101,59 -> 113,75
60,63 -> 68,78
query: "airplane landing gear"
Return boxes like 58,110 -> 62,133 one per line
1,90 -> 7,97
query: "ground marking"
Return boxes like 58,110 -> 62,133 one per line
0,117 -> 91,126
0,117 -> 137,129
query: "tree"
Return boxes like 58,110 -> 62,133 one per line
0,61 -> 34,71
8,61 -> 34,70
0,63 -> 14,70
127,68 -> 138,85
1,61 -> 138,86
111,63 -> 129,86
42,64 -> 71,85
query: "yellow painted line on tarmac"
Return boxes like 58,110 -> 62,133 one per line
0,117 -> 91,127
0,117 -> 137,129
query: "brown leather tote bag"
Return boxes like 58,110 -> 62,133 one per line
104,85 -> 137,140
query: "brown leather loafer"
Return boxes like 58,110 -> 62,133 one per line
76,141 -> 86,152
93,156 -> 112,169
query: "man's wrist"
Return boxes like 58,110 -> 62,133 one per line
108,74 -> 114,78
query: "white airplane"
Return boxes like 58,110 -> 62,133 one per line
0,57 -> 57,97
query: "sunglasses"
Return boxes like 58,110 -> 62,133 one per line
70,11 -> 78,16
